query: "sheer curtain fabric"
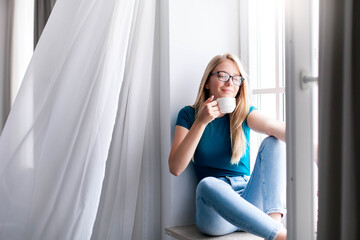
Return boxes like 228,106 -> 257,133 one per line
34,0 -> 57,47
0,0 -> 13,131
0,0 -> 159,239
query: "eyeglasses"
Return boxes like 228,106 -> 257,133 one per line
210,71 -> 244,86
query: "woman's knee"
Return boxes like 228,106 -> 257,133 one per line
257,136 -> 286,169
260,136 -> 283,150
196,177 -> 230,199
259,136 -> 285,156
196,177 -> 219,195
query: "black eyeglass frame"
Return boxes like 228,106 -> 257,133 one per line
210,71 -> 245,86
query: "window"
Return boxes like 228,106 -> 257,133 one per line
243,0 -> 285,170
242,1 -> 319,237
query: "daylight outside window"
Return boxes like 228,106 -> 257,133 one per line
247,0 -> 285,171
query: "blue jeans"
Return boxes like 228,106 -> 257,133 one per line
195,136 -> 286,240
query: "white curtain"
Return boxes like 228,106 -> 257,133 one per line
34,0 -> 57,48
0,0 -> 160,239
0,0 -> 35,132
318,0 -> 360,239
0,0 -> 12,131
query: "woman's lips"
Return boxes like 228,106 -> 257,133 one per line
221,89 -> 233,93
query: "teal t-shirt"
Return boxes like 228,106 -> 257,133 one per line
175,105 -> 256,182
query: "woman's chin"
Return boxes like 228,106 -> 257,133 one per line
219,93 -> 235,98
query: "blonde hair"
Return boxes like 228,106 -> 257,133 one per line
193,53 -> 250,165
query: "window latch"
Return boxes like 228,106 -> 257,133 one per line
300,70 -> 318,90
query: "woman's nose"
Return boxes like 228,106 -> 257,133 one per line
225,78 -> 233,86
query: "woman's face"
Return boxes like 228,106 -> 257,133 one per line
205,59 -> 241,100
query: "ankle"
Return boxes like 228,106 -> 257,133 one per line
274,226 -> 287,240
269,212 -> 282,222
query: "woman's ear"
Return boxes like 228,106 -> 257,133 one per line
205,82 -> 210,89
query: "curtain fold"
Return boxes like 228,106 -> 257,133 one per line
0,0 -> 160,239
318,0 -> 360,239
90,0 -> 159,238
34,0 -> 57,48
0,0 -> 13,132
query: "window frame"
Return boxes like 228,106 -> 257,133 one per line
240,0 -> 318,238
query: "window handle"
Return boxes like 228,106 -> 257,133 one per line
300,70 -> 318,90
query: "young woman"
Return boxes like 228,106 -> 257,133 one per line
168,53 -> 287,240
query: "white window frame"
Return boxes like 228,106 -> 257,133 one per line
285,0 -> 318,239
240,0 -> 319,238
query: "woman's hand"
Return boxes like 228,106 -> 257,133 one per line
195,95 -> 221,126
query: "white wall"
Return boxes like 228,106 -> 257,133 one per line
163,0 -> 241,237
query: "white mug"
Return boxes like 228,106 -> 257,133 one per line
217,97 -> 236,114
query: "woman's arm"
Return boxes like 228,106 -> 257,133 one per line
168,124 -> 205,176
246,110 -> 286,142
168,96 -> 220,176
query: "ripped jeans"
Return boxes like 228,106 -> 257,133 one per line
195,136 -> 286,240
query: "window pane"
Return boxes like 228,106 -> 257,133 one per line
257,93 -> 276,120
278,0 -> 285,88
258,1 -> 276,89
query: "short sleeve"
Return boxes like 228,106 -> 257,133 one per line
244,105 -> 257,126
249,106 -> 257,115
175,106 -> 195,130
